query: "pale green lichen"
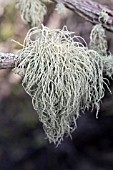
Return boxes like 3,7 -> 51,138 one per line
101,54 -> 113,77
99,9 -> 109,24
89,24 -> 108,56
14,25 -> 106,144
15,0 -> 53,27
90,23 -> 113,77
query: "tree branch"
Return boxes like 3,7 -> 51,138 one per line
0,53 -> 17,69
56,0 -> 113,32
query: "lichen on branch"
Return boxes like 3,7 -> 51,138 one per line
13,25 -> 106,144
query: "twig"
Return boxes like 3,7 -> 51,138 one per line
56,0 -> 113,32
0,53 -> 17,69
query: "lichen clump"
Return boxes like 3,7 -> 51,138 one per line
89,24 -> 108,56
16,0 -> 52,27
90,24 -> 113,77
14,26 -> 105,144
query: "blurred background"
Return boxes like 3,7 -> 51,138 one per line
0,0 -> 113,170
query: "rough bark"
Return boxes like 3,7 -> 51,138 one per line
56,0 -> 113,32
0,53 -> 17,69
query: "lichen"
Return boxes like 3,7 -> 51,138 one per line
15,0 -> 53,27
89,24 -> 108,56
13,25 -> 106,144
90,23 -> 113,77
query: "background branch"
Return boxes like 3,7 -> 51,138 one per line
0,53 -> 17,69
56,0 -> 113,32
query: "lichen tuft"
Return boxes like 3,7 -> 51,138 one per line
16,0 -> 52,27
14,25 -> 106,144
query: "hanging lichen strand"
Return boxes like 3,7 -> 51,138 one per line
89,24 -> 108,56
89,24 -> 113,77
14,25 -> 105,145
16,0 -> 53,27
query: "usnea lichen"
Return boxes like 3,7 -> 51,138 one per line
90,23 -> 113,77
13,25 -> 106,144
15,0 -> 53,27
89,24 -> 108,56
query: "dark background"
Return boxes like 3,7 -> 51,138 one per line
0,0 -> 113,170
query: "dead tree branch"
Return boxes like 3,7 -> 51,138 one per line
56,0 -> 113,32
0,53 -> 17,69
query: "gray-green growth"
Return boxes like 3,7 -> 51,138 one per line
16,0 -> 52,27
14,25 -> 105,144
90,24 -> 113,77
89,24 -> 108,56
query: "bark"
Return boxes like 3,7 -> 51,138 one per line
56,0 -> 113,32
0,53 -> 17,69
